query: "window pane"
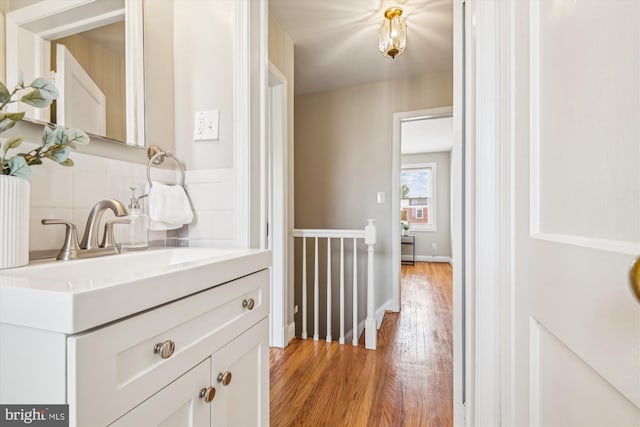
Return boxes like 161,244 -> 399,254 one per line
401,166 -> 434,228
401,169 -> 430,198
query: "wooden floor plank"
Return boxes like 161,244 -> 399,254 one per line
270,261 -> 453,427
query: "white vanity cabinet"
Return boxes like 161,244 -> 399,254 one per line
0,249 -> 271,427
111,319 -> 269,427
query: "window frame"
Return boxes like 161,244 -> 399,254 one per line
400,162 -> 437,232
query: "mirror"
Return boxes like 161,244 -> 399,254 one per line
5,0 -> 145,147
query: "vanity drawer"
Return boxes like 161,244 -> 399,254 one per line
67,268 -> 269,427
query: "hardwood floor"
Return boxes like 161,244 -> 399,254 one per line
270,262 -> 453,427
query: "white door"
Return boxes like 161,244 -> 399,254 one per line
510,1 -> 640,425
56,44 -> 106,136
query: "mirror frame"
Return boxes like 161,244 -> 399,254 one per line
5,0 -> 145,148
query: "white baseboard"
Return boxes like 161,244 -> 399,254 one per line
344,299 -> 391,343
376,299 -> 392,329
285,322 -> 296,345
402,255 -> 452,263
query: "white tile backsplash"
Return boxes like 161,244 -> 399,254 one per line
30,166 -> 73,209
72,171 -> 111,209
185,168 -> 234,246
21,142 -> 235,252
26,143 -> 176,252
189,211 -> 234,240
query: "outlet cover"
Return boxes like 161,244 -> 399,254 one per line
194,110 -> 219,141
432,243 -> 437,250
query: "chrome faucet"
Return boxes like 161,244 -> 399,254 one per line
79,199 -> 128,249
42,199 -> 129,261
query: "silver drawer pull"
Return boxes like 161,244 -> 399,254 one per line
242,298 -> 255,310
199,386 -> 216,403
153,339 -> 176,359
217,371 -> 232,386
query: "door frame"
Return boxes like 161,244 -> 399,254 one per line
391,106 -> 453,313
265,62 -> 292,348
465,0 -> 516,425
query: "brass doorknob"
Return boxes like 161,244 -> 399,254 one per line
243,298 -> 255,310
200,386 -> 216,403
217,371 -> 232,386
153,340 -> 176,359
630,257 -> 640,303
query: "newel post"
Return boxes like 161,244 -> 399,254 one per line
364,219 -> 377,350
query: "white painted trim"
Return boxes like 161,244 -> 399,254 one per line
402,255 -> 452,263
533,233 -> 640,255
401,161 -> 437,232
392,107 -> 453,314
473,0 -> 516,426
267,62 -> 289,349
285,322 -> 296,344
453,1 -> 473,425
6,0 -> 92,25
5,0 -> 145,147
125,0 -> 145,148
232,0 -> 250,249
375,299 -> 391,329
292,228 -> 365,239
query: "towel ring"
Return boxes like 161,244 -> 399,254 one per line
146,150 -> 186,187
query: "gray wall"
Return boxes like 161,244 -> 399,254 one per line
294,71 -> 453,337
401,151 -> 452,259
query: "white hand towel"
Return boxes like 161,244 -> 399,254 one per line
146,182 -> 193,231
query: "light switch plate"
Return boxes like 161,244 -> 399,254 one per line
377,192 -> 385,204
194,110 -> 219,141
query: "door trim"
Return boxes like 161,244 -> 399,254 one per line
391,106 -> 453,313
471,0 -> 516,425
266,62 -> 291,348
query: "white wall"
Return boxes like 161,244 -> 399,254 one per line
172,0 -> 265,249
173,0 -> 234,170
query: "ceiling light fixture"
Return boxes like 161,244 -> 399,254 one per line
379,7 -> 407,59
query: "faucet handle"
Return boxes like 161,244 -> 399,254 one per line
41,219 -> 80,261
101,218 -> 131,249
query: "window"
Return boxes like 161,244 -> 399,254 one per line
401,163 -> 436,231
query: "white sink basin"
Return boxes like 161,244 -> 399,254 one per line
6,247 -> 236,283
0,247 -> 271,334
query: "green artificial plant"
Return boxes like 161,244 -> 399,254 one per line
0,74 -> 90,180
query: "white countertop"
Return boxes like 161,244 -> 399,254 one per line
0,248 -> 271,334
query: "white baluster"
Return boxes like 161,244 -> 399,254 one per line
302,237 -> 307,340
339,238 -> 345,344
313,237 -> 319,341
352,237 -> 358,346
326,238 -> 332,342
364,219 -> 377,350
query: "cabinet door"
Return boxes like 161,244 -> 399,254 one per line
110,359 -> 211,427
211,318 -> 269,427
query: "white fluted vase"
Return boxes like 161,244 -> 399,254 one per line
0,175 -> 30,269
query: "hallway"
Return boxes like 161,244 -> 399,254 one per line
270,262 -> 453,426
